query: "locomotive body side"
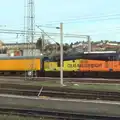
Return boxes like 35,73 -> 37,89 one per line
79,52 -> 120,71
78,52 -> 120,78
79,60 -> 120,72
43,56 -> 81,77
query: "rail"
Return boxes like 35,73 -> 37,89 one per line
0,76 -> 120,83
0,87 -> 120,101
0,107 -> 119,120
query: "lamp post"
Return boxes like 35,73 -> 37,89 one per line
56,23 -> 64,86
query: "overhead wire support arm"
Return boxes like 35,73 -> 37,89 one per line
36,25 -> 58,44
36,25 -> 59,52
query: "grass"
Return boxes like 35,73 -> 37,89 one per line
70,83 -> 120,92
1,79 -> 120,92
25,80 -> 120,92
0,114 -> 53,120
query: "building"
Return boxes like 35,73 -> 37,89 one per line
0,41 -> 40,56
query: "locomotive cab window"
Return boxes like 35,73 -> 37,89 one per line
113,56 -> 117,60
118,54 -> 120,60
118,54 -> 120,65
108,56 -> 114,61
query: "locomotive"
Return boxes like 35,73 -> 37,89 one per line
44,51 -> 120,78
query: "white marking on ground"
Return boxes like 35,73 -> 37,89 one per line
0,94 -> 120,105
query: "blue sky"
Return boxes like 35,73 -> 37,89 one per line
0,0 -> 120,43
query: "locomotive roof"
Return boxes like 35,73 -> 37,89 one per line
49,52 -> 120,61
84,51 -> 117,54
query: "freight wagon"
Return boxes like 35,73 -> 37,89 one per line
0,56 -> 48,76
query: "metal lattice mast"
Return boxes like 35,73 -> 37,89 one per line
24,0 -> 27,79
24,0 -> 36,79
28,0 -> 35,56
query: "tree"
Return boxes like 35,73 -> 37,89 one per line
56,43 -> 70,51
105,40 -> 109,44
70,42 -> 73,48
36,37 -> 43,52
43,44 -> 54,54
63,43 -> 70,51
100,40 -> 103,44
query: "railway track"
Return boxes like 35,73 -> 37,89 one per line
0,76 -> 120,83
0,84 -> 120,101
0,107 -> 119,120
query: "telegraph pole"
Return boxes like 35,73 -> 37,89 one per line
60,23 -> 64,86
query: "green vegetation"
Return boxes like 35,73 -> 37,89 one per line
27,80 -> 62,87
2,79 -> 120,92
0,114 -> 53,120
31,81 -> 120,92
70,83 -> 120,92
